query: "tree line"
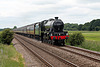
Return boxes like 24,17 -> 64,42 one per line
64,19 -> 100,31
0,26 -> 17,31
0,29 -> 3,31
0,19 -> 100,31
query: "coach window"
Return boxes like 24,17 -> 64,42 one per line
35,23 -> 39,35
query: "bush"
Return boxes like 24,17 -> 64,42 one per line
69,32 -> 85,46
1,29 -> 14,45
0,34 -> 1,43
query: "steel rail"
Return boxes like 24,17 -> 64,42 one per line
36,38 -> 100,63
39,38 -> 100,63
15,34 -> 79,67
66,45 -> 100,56
15,36 -> 54,67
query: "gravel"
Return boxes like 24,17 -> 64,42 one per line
15,34 -> 100,67
61,46 -> 100,61
12,38 -> 45,67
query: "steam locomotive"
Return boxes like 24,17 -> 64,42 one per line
14,17 -> 69,45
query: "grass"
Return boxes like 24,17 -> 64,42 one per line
83,33 -> 100,41
67,31 -> 100,52
68,31 -> 100,41
76,40 -> 100,52
0,31 -> 2,34
0,44 -> 24,67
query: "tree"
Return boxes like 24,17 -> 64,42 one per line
0,29 -> 3,31
83,22 -> 90,30
1,29 -> 14,45
78,24 -> 83,31
13,26 -> 17,29
89,19 -> 100,31
95,26 -> 100,31
64,23 -> 78,31
64,19 -> 100,31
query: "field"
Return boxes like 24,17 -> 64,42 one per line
69,31 -> 100,41
67,31 -> 100,52
0,44 -> 24,67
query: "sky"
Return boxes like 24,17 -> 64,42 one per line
0,0 -> 100,28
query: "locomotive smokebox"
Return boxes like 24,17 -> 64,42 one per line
53,17 -> 64,32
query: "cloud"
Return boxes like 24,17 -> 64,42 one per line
77,0 -> 100,3
31,0 -> 59,5
0,0 -> 100,28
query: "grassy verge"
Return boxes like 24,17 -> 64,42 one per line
66,31 -> 100,52
0,44 -> 24,67
0,31 -> 2,33
75,40 -> 100,52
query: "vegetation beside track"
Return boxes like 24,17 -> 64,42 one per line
0,44 -> 24,67
0,29 -> 14,44
66,31 -> 100,52
0,31 -> 2,34
0,30 -> 25,67
75,40 -> 100,52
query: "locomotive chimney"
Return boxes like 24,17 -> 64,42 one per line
55,17 -> 58,19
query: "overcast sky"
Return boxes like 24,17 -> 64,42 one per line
0,0 -> 100,28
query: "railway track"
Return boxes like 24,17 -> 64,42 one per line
15,36 -> 53,67
15,34 -> 79,67
45,43 -> 100,63
57,46 -> 100,63
39,37 -> 100,63
44,43 -> 100,63
41,41 -> 100,63
66,45 -> 100,56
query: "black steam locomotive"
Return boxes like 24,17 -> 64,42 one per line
14,17 -> 69,45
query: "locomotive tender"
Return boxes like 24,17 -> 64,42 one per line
14,17 -> 69,45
